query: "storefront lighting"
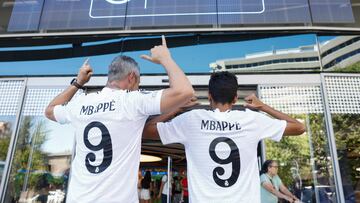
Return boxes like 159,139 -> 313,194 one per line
140,154 -> 162,162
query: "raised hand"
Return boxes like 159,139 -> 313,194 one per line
77,58 -> 93,86
141,35 -> 172,65
244,93 -> 265,110
181,96 -> 200,110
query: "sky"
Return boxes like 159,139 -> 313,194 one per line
0,34 -> 331,76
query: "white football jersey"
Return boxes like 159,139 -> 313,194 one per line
157,108 -> 286,203
53,87 -> 163,203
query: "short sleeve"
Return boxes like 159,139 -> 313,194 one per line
274,175 -> 283,186
157,112 -> 189,145
252,110 -> 286,142
260,174 -> 270,184
162,175 -> 167,182
127,90 -> 163,117
53,104 -> 72,124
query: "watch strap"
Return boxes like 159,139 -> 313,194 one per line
71,78 -> 85,90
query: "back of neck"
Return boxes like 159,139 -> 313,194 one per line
211,103 -> 233,112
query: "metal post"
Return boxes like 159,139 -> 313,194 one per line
0,79 -> 27,203
167,156 -> 171,203
320,74 -> 345,203
306,115 -> 320,203
315,35 -> 324,72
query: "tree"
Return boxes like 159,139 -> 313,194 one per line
0,121 -> 12,161
332,62 -> 360,73
7,116 -> 49,201
331,114 -> 360,196
265,113 -> 336,189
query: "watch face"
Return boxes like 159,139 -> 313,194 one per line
71,78 -> 77,85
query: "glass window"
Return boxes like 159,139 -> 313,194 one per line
260,85 -> 338,203
318,36 -> 360,73
4,88 -> 76,203
0,80 -> 24,184
325,75 -> 360,203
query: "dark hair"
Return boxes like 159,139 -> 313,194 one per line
141,171 -> 152,189
209,71 -> 238,104
260,160 -> 277,175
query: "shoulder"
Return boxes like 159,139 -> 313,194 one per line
172,109 -> 204,122
260,174 -> 269,181
274,175 -> 282,182
243,108 -> 258,115
190,109 -> 214,116
127,89 -> 161,98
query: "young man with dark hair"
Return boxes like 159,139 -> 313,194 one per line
143,71 -> 305,203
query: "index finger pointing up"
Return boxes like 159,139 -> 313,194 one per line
162,35 -> 167,47
82,58 -> 90,66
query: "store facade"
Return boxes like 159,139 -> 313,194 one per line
0,0 -> 360,202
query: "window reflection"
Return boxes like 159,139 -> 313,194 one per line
208,34 -> 320,73
265,114 -> 337,203
260,84 -> 338,203
0,116 -> 15,183
265,114 -> 336,203
318,36 -> 360,72
332,114 -> 360,202
5,115 -> 74,202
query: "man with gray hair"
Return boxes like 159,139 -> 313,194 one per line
45,36 -> 194,203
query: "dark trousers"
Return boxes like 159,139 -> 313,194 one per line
161,194 -> 169,203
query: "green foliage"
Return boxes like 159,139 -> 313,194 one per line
49,176 -> 65,187
266,112 -> 360,192
8,116 -> 49,199
332,62 -> 360,73
0,137 -> 11,161
265,131 -> 311,186
307,114 -> 333,179
265,114 -> 331,187
0,122 -> 12,161
331,114 -> 360,187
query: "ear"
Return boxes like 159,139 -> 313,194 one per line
208,93 -> 213,103
128,72 -> 135,82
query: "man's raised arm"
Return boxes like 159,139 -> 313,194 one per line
45,59 -> 93,121
141,35 -> 194,114
244,94 -> 306,136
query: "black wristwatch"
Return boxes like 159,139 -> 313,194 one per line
70,78 -> 85,90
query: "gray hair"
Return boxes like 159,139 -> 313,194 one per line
108,55 -> 140,82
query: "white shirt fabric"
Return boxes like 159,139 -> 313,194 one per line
161,175 -> 172,195
53,87 -> 163,203
157,109 -> 286,203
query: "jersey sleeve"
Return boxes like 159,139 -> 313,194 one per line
252,110 -> 286,142
127,90 -> 163,117
156,112 -> 189,145
53,103 -> 72,124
